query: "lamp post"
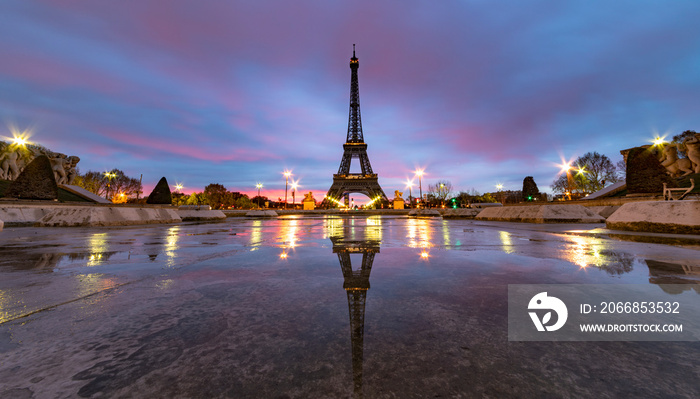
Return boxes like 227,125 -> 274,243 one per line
439,183 -> 445,207
405,179 -> 414,209
174,183 -> 184,206
256,183 -> 263,209
415,169 -> 424,208
560,162 -> 573,200
103,171 -> 117,200
496,183 -> 503,204
283,170 -> 292,209
291,180 -> 298,209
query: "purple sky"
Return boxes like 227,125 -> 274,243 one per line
2,1 -> 699,202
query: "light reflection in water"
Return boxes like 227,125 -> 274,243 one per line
406,218 -> 433,259
75,273 -> 120,298
499,231 -> 514,254
565,235 -> 608,269
249,220 -> 263,249
87,233 -> 109,266
441,220 -> 450,246
164,226 -> 180,268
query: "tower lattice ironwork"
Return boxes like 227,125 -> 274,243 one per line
325,45 -> 388,207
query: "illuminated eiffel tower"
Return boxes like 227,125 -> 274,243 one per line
325,45 -> 388,208
332,236 -> 379,399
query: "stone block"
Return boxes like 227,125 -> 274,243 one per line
177,208 -> 226,221
441,208 -> 481,219
302,201 -> 315,210
585,205 -> 620,219
37,206 -> 181,227
0,206 -> 53,225
606,200 -> 700,234
393,199 -> 404,210
408,209 -> 442,217
246,210 -> 278,217
475,204 -> 605,223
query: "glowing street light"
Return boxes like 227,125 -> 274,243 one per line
283,170 -> 292,209
652,135 -> 667,146
405,179 -> 414,209
175,183 -> 183,193
559,161 -> 574,200
415,169 -> 424,208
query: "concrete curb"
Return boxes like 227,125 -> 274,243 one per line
37,206 -> 181,227
606,200 -> 700,234
476,204 -> 605,223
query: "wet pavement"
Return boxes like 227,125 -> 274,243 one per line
0,216 -> 699,398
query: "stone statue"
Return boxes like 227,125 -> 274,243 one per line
684,134 -> 700,174
658,143 -> 693,177
66,156 -> 80,185
394,190 -> 403,200
0,149 -> 21,180
302,191 -> 315,202
0,141 -> 80,185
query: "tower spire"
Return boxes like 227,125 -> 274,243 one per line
347,45 -> 363,143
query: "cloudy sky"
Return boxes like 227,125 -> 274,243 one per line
1,1 -> 699,202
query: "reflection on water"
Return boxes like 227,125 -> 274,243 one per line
646,260 -> 700,294
499,231 -> 514,254
249,220 -> 263,249
332,227 -> 380,398
406,218 -> 433,249
325,216 -> 383,243
562,235 -> 634,275
87,233 -> 109,267
164,226 -> 180,268
76,273 -> 120,298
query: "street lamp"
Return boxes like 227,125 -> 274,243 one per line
496,183 -> 503,204
291,180 -> 299,208
405,179 -> 414,209
103,171 -> 117,200
256,183 -> 263,209
415,169 -> 424,208
560,162 -> 573,200
283,170 -> 292,209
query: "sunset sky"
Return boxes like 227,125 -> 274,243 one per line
2,1 -> 699,202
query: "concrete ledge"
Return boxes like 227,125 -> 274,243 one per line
0,206 -> 53,226
38,207 -> 181,227
586,205 -> 620,219
408,209 -> 442,217
440,208 -> 480,219
606,200 -> 700,235
176,205 -> 225,221
245,210 -> 278,217
476,204 -> 605,223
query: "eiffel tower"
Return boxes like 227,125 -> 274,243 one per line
332,236 -> 379,399
325,45 -> 388,207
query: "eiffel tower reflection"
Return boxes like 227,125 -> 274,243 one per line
327,218 -> 381,398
